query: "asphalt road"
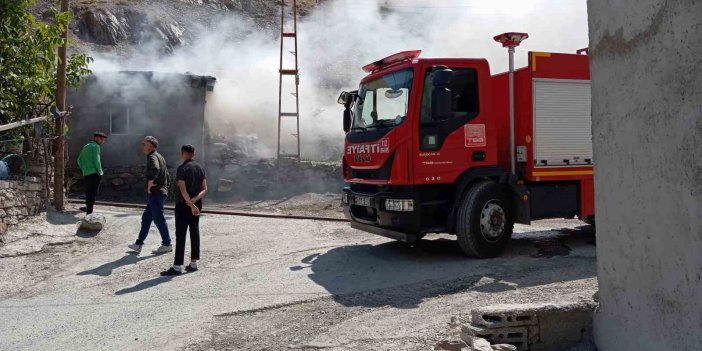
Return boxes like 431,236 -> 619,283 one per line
0,206 -> 597,350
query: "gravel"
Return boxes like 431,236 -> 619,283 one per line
0,203 -> 596,350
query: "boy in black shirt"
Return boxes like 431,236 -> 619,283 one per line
161,144 -> 208,276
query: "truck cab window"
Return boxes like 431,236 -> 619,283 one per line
352,69 -> 413,132
420,68 -> 480,150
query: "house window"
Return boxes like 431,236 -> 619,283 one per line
110,105 -> 130,135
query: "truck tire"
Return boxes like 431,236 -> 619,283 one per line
456,181 -> 513,258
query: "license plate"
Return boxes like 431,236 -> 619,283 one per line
353,195 -> 372,207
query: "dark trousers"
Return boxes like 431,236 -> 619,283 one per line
136,193 -> 171,246
174,202 -> 201,266
84,174 -> 101,215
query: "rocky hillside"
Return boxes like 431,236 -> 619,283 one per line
32,0 -> 322,55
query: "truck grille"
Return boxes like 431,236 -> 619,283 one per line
348,153 -> 394,180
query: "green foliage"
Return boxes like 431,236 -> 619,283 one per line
0,0 -> 92,127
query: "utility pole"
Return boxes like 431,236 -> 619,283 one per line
53,0 -> 69,211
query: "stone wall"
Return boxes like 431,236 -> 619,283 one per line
0,139 -> 52,237
68,159 -> 342,203
0,177 -> 45,226
68,166 -> 176,202
587,1 -> 702,350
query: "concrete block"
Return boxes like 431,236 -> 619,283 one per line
461,325 -> 528,351
529,303 -> 594,351
433,339 -> 467,351
467,302 -> 595,351
466,337 -> 493,351
471,304 -> 539,328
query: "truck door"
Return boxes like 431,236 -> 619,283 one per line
413,63 -> 487,185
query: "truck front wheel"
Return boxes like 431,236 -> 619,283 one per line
456,181 -> 514,258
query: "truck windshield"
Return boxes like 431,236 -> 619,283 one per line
352,69 -> 413,132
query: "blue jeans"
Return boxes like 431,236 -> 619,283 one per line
136,193 -> 171,246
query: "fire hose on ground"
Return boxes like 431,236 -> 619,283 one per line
66,199 -> 350,223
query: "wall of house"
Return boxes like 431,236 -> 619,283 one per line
587,0 -> 702,350
67,72 -> 209,169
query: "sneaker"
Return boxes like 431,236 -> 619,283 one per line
128,244 -> 143,253
152,245 -> 173,254
160,267 -> 183,276
185,263 -> 199,272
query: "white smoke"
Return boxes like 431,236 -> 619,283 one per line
88,0 -> 588,160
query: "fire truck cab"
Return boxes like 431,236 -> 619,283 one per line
339,46 -> 593,258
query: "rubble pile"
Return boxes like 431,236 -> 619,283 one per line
435,302 -> 597,351
208,142 -> 341,201
68,141 -> 342,203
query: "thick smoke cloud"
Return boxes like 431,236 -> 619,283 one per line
89,0 -> 588,160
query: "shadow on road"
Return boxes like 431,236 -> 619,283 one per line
76,228 -> 101,238
46,208 -> 82,225
115,276 -> 175,295
77,253 -> 156,277
292,228 -> 596,309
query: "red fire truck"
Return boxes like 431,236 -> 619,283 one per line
338,33 -> 594,258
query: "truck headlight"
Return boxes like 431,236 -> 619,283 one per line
342,192 -> 349,204
384,199 -> 414,212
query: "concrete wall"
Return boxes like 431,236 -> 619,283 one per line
587,1 -> 702,349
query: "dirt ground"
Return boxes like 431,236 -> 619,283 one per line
0,200 -> 596,351
212,192 -> 344,219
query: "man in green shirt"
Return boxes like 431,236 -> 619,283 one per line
77,132 -> 107,214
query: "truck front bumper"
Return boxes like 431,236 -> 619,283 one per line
341,187 -> 422,242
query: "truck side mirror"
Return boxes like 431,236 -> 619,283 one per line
339,90 -> 357,132
340,91 -> 355,133
337,91 -> 351,105
431,69 -> 453,120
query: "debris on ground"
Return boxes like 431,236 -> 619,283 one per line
78,214 -> 106,231
0,208 -> 78,258
458,301 -> 597,351
214,192 -> 343,219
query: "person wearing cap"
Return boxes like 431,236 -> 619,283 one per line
77,132 -> 107,215
161,144 -> 208,276
128,136 -> 172,254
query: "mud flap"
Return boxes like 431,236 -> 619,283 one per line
511,183 -> 531,225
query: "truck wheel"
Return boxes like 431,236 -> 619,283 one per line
456,181 -> 513,258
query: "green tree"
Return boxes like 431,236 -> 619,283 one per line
0,0 -> 92,126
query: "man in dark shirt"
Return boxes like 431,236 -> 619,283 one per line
161,144 -> 208,276
128,136 -> 172,254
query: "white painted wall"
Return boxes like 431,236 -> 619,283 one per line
587,0 -> 702,349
